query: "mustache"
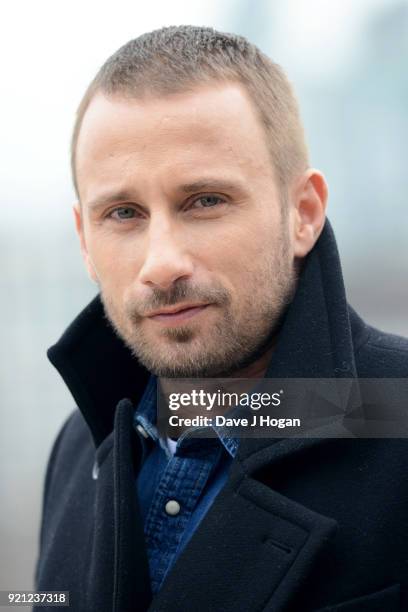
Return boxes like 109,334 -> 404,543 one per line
128,280 -> 230,320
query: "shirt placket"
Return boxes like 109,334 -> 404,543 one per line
144,444 -> 223,594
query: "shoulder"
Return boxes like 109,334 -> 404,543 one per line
51,408 -> 93,462
349,305 -> 408,377
42,409 -> 94,503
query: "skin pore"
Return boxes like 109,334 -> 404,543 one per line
74,82 -> 328,388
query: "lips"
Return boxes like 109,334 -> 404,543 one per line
147,304 -> 210,324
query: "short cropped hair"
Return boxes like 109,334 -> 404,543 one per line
71,25 -> 309,198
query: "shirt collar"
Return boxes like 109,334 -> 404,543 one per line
133,374 -> 239,459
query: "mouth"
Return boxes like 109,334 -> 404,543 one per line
147,304 -> 211,325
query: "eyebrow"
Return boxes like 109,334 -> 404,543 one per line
85,190 -> 137,210
180,179 -> 244,194
84,179 -> 247,210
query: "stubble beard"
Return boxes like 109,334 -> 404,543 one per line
100,223 -> 297,378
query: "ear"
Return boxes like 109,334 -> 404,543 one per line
291,169 -> 328,258
73,204 -> 99,283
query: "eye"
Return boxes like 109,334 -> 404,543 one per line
108,206 -> 139,221
190,195 -> 225,209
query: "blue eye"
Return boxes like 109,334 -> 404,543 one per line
110,207 -> 137,220
192,195 -> 224,208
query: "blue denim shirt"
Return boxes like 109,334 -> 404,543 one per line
133,374 -> 239,594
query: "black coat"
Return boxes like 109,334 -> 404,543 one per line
34,221 -> 408,611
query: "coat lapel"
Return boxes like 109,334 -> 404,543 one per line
147,455 -> 338,612
82,399 -> 152,612
112,399 -> 152,612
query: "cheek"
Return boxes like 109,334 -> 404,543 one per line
216,218 -> 278,271
86,231 -> 142,292
203,226 -> 269,296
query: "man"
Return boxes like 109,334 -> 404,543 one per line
35,26 -> 408,611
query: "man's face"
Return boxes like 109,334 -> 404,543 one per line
75,83 -> 298,377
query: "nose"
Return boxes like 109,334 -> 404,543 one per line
138,217 -> 194,291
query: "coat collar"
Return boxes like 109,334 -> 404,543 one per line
47,218 -> 358,450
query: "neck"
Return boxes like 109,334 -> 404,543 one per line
157,342 -> 276,437
226,343 -> 275,379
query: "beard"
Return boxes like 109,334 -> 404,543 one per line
100,219 -> 297,378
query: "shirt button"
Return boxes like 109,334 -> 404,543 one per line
136,424 -> 149,439
165,500 -> 181,516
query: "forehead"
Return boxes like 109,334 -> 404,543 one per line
75,82 -> 276,201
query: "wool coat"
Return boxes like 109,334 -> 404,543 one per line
34,221 -> 408,611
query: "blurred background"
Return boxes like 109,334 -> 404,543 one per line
1,0 -> 407,603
